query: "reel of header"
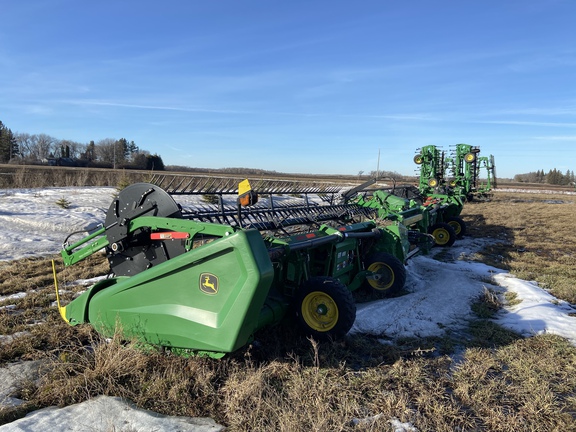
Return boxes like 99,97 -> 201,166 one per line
104,183 -> 183,276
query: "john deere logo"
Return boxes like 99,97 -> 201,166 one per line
199,273 -> 219,295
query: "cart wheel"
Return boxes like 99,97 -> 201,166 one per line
363,252 -> 406,297
449,180 -> 457,187
428,178 -> 439,187
413,154 -> 423,164
294,277 -> 356,341
464,152 -> 476,163
428,222 -> 456,247
445,216 -> 466,238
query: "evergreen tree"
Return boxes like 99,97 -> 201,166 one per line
82,141 -> 96,162
0,120 -> 9,162
60,144 -> 71,158
146,154 -> 165,170
0,121 -> 19,162
59,139 -> 82,159
547,169 -> 564,185
112,138 -> 141,167
128,140 -> 139,159
9,131 -> 18,160
131,152 -> 149,169
114,138 -> 129,167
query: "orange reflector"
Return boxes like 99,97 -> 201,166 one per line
238,190 -> 258,207
239,194 -> 251,206
151,232 -> 190,240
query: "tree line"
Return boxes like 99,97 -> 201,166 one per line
0,120 -> 165,170
514,169 -> 575,186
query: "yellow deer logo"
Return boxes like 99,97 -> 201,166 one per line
199,273 -> 219,295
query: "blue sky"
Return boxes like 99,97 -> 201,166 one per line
1,0 -> 575,179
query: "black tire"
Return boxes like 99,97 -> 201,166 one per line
445,216 -> 466,239
428,222 -> 456,247
294,277 -> 356,341
464,152 -> 476,163
413,154 -> 423,164
363,252 -> 406,297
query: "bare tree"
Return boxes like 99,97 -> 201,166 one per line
35,134 -> 56,160
14,133 -> 35,160
132,150 -> 151,169
95,138 -> 117,165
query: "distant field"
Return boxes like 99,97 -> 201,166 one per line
0,164 -> 156,188
0,163 -> 405,190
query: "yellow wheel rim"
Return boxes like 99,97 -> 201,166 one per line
367,262 -> 394,291
432,227 -> 451,245
465,153 -> 476,163
428,178 -> 438,187
414,155 -> 423,164
448,221 -> 461,236
301,291 -> 339,332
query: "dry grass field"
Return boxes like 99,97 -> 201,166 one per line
0,174 -> 575,430
462,191 -> 576,304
